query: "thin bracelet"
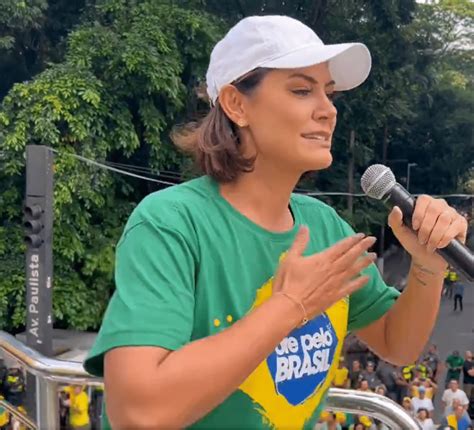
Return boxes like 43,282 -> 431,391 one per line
276,292 -> 309,327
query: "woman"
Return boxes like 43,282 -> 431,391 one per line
84,15 -> 468,429
402,397 -> 415,418
411,377 -> 437,399
415,408 -> 435,430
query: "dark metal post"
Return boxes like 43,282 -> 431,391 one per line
23,145 -> 54,424
24,145 -> 54,355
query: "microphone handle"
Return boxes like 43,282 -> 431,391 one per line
383,184 -> 474,281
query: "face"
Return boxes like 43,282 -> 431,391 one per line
376,387 -> 385,396
466,351 -> 472,360
450,380 -> 459,391
454,405 -> 464,419
367,363 -> 374,372
360,380 -> 369,390
353,360 -> 360,370
418,409 -> 427,420
238,63 -> 338,175
403,400 -> 411,409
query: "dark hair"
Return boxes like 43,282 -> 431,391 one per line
172,68 -> 272,182
417,408 -> 429,416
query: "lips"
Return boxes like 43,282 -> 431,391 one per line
301,131 -> 332,145
301,131 -> 331,140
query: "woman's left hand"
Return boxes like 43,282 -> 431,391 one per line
387,195 -> 468,273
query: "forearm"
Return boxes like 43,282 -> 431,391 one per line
116,295 -> 301,429
384,261 -> 444,364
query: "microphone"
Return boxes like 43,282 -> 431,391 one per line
361,164 -> 474,281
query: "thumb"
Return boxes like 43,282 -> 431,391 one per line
288,225 -> 310,257
388,206 -> 406,234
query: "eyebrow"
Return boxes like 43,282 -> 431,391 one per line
288,73 -> 335,87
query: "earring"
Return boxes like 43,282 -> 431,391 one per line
238,120 -> 246,127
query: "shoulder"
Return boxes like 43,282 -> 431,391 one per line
122,176 -> 211,235
76,392 -> 88,401
291,193 -> 351,233
291,193 -> 338,217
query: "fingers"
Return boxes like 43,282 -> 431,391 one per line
320,232 -> 367,261
434,215 -> 468,250
333,236 -> 377,269
287,225 -> 310,257
411,195 -> 467,252
412,195 -> 432,231
341,275 -> 370,296
416,199 -> 445,245
425,210 -> 455,253
344,253 -> 377,280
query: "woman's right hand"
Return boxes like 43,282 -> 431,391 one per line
272,226 -> 377,325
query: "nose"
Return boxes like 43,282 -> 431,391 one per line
312,93 -> 337,123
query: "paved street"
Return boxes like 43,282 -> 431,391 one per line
430,274 -> 474,421
384,247 -> 474,422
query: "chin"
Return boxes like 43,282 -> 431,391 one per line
305,152 -> 333,171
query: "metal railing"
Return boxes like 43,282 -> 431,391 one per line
0,398 -> 37,430
0,330 -> 421,429
1,331 -> 103,429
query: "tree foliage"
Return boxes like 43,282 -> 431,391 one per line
0,0 -> 472,331
0,0 -> 222,330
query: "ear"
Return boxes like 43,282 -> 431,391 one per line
218,84 -> 248,128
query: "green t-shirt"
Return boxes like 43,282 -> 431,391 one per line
446,355 -> 464,379
84,176 -> 399,429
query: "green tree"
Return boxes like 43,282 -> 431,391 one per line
388,0 -> 474,194
1,0 -> 472,332
0,0 -> 90,99
0,0 -> 222,331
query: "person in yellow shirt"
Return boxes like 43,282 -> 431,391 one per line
332,357 -> 350,388
411,378 -> 437,399
63,385 -> 90,430
440,404 -> 471,429
445,268 -> 459,299
10,405 -> 27,430
317,410 -> 346,429
402,364 -> 415,382
357,415 -> 373,428
0,395 -> 9,430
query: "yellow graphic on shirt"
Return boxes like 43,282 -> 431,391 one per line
238,275 -> 349,429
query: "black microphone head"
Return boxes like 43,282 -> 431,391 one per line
361,164 -> 396,200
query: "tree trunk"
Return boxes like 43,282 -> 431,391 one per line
379,125 -> 390,273
347,129 -> 355,215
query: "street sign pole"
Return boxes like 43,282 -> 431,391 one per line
23,145 -> 54,423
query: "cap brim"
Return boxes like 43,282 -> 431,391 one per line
260,42 -> 371,91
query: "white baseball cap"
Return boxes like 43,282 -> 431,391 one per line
206,15 -> 372,104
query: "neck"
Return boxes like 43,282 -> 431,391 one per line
219,165 -> 301,232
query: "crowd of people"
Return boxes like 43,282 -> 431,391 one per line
0,356 -> 103,430
58,384 -> 103,430
315,338 -> 474,430
1,259 -> 472,430
1,343 -> 473,429
0,360 -> 27,430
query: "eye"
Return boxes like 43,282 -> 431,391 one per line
327,92 -> 341,102
291,89 -> 312,96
